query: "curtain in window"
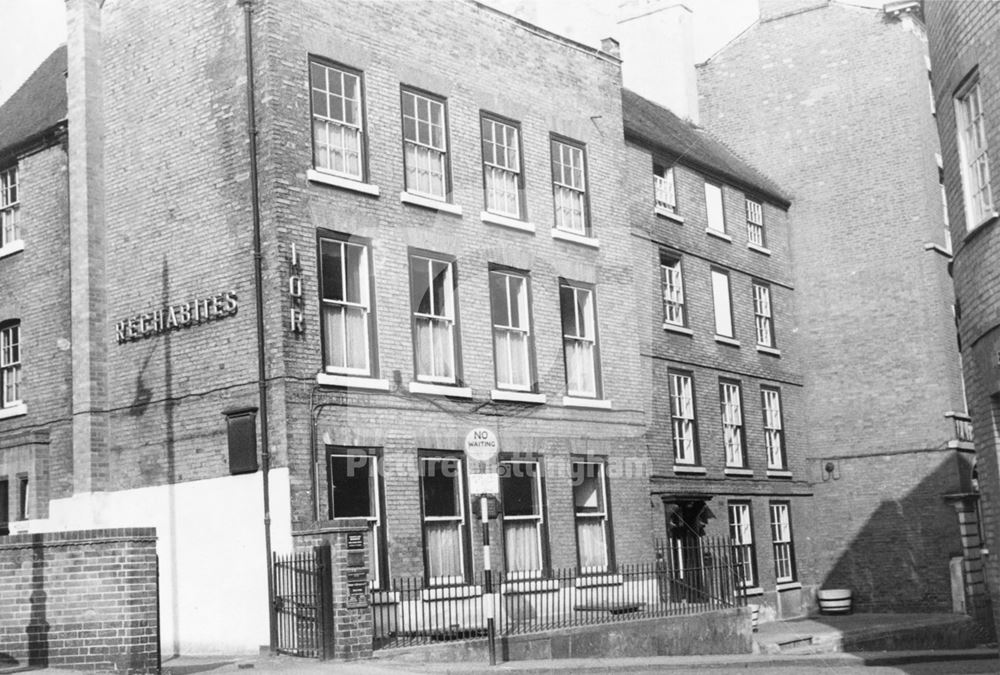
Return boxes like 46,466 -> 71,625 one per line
405,145 -> 445,198
576,519 -> 606,569
565,339 -> 594,395
324,305 -> 368,371
495,330 -> 529,388
425,521 -> 463,579
504,521 -> 540,573
416,317 -> 453,380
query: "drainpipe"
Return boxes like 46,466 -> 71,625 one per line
238,0 -> 277,653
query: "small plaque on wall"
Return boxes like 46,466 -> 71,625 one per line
346,532 -> 364,550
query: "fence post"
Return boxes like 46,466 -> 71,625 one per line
316,546 -> 336,660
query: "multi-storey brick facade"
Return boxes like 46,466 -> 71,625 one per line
698,0 -> 975,615
925,0 -> 1000,641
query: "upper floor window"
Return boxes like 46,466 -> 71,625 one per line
0,166 -> 19,250
560,281 -> 600,398
770,502 -> 796,583
500,460 -> 546,578
551,138 -> 588,235
669,370 -> 698,465
704,181 -> 725,233
660,254 -> 686,328
711,269 -> 734,338
572,461 -> 612,572
955,78 -> 994,229
728,501 -> 757,588
402,89 -> 449,200
745,198 -> 764,247
490,268 -> 534,391
310,61 -> 364,181
1,322 -> 21,409
410,254 -> 458,384
762,387 -> 785,470
482,115 -> 523,219
720,380 -> 745,468
319,235 -> 375,377
655,165 -> 676,213
420,454 -> 468,584
753,282 -> 774,348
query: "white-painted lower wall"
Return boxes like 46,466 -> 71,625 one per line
35,469 -> 292,655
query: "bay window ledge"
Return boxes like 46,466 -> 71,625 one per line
748,242 -> 772,256
408,381 -> 473,398
654,206 -> 684,223
562,396 -> 612,409
502,579 -> 560,594
0,403 -> 27,420
724,467 -> 754,477
673,465 -> 707,475
739,586 -> 765,597
306,169 -> 381,197
705,228 -> 732,242
421,584 -> 482,601
776,581 -> 802,591
316,373 -> 391,391
756,345 -> 781,357
715,335 -> 741,347
400,191 -> 463,216
491,390 -> 546,404
551,228 -> 600,249
0,240 -> 25,260
766,469 -> 793,478
371,591 -> 401,605
575,574 -> 623,588
481,211 -> 535,233
663,324 -> 693,336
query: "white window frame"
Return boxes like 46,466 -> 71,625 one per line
490,269 -> 533,391
310,61 -> 365,181
762,387 -> 785,470
402,89 -> 448,201
728,502 -> 756,588
770,502 -> 796,583
410,255 -> 457,384
572,461 -> 610,573
745,198 -> 764,247
482,116 -> 523,219
655,166 -> 676,213
500,460 -> 545,579
711,269 -> 734,338
705,181 -> 725,233
320,236 -> 373,377
551,139 -> 588,235
753,282 -> 774,347
669,371 -> 698,465
660,255 -> 685,327
328,451 -> 384,588
955,78 -> 995,230
720,381 -> 745,468
0,166 -> 20,250
1,322 -> 21,408
420,456 -> 467,585
560,282 -> 599,398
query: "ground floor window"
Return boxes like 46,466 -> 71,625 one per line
500,459 -> 546,578
328,448 -> 386,588
572,461 -> 611,572
420,454 -> 468,584
728,501 -> 757,588
769,501 -> 796,583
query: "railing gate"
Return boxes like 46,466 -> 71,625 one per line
272,546 -> 335,659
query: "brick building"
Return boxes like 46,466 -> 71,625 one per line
698,0 -> 976,616
925,0 -> 1000,641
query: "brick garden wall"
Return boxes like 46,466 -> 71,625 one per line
0,528 -> 159,673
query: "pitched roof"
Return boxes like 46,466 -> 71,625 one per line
621,88 -> 790,207
0,45 -> 68,159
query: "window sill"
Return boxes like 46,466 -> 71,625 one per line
371,591 -> 401,605
739,586 -> 765,597
715,335 -> 741,347
0,403 -> 27,420
421,584 -> 483,601
654,206 -> 684,224
923,242 -> 953,259
502,579 -> 560,594
673,465 -> 707,475
776,581 -> 802,591
551,228 -> 600,249
491,389 -> 546,404
408,381 -> 473,398
766,469 -> 793,479
756,345 -> 781,357
748,242 -> 771,256
724,467 -> 754,477
306,169 -> 381,197
663,324 -> 693,336
481,211 -> 535,233
562,396 -> 612,409
0,240 -> 25,260
964,211 -> 999,239
400,191 -> 463,216
316,373 -> 391,391
575,573 -> 622,588
705,228 -> 732,242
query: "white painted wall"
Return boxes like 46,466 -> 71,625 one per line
38,469 -> 292,655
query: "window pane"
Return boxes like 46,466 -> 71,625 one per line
321,241 -> 344,302
705,182 -> 725,231
422,459 -> 461,517
505,520 -> 541,572
426,521 -> 463,578
501,464 -> 538,516
330,455 -> 373,518
573,464 -> 604,512
712,271 -> 733,337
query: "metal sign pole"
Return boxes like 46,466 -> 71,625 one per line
481,495 -> 497,666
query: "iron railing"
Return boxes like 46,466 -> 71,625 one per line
372,537 -> 742,650
273,547 -> 334,658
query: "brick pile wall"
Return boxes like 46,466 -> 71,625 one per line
0,528 -> 158,672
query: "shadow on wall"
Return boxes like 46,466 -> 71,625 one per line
27,534 -> 48,667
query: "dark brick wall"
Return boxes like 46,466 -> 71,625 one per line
0,528 -> 158,673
